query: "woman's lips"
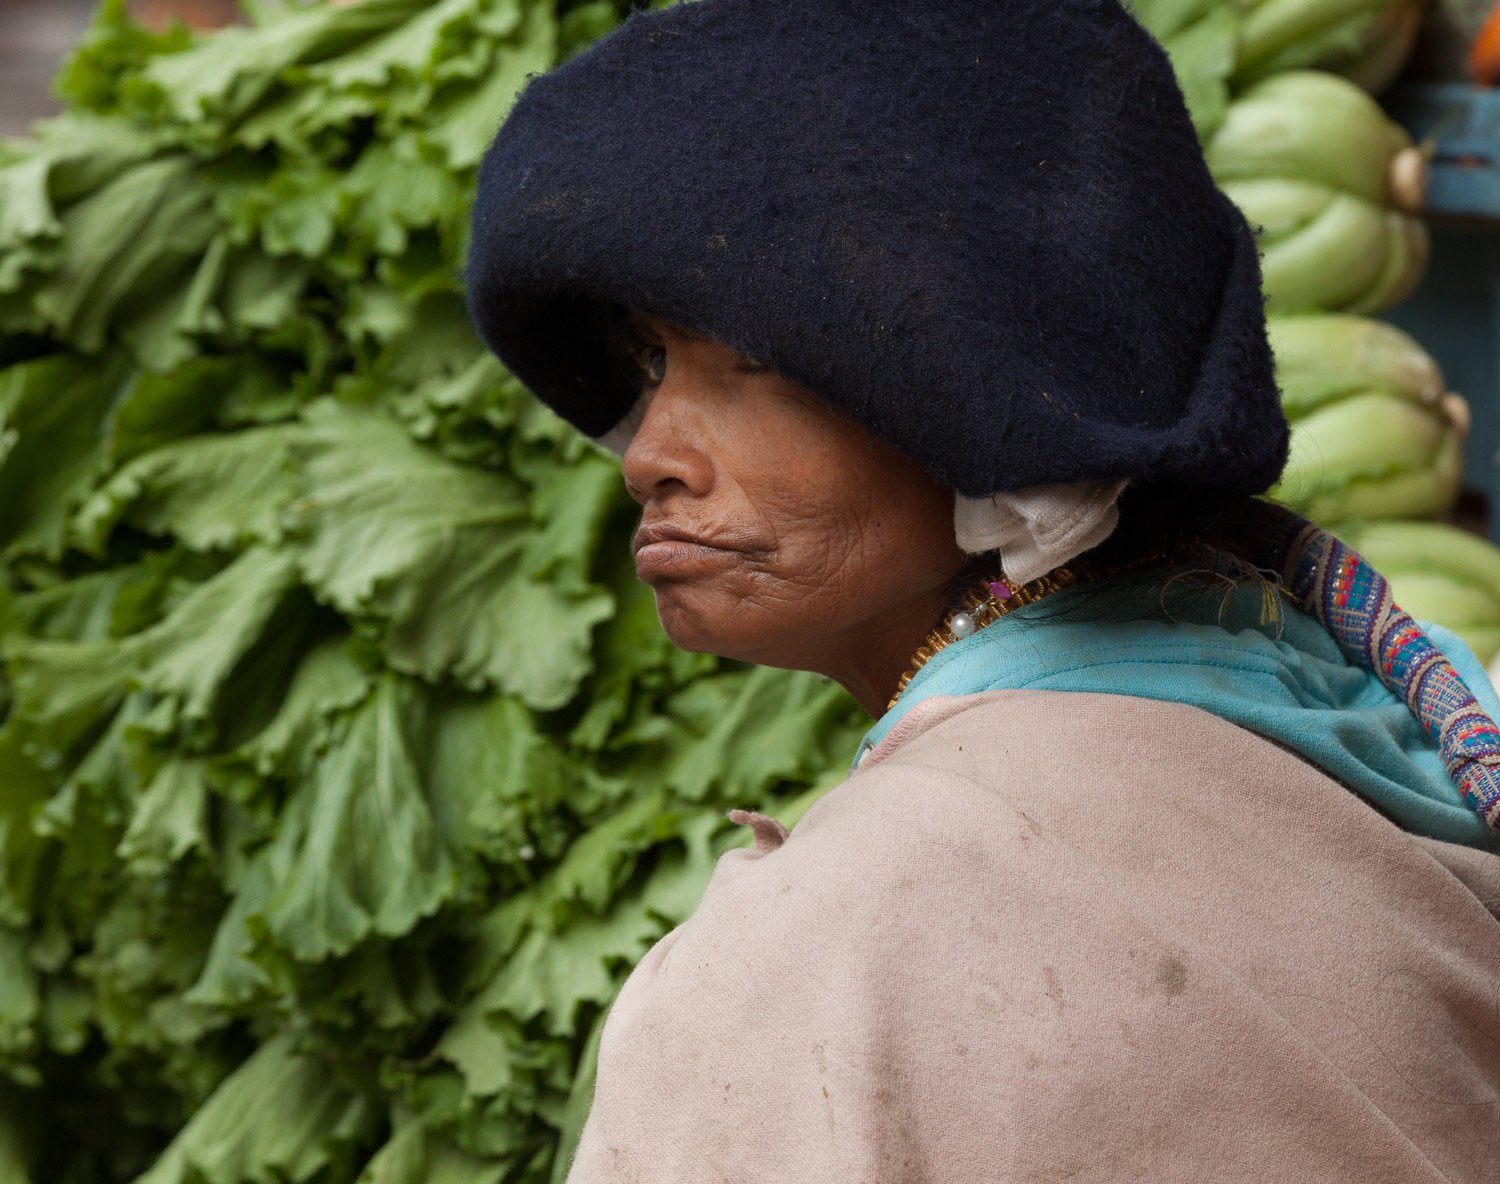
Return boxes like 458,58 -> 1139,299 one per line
631,521 -> 751,580
633,538 -> 739,580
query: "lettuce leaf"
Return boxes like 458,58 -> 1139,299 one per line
0,3 -> 868,1181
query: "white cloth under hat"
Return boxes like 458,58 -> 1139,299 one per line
954,480 -> 1128,583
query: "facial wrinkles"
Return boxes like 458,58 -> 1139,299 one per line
713,403 -> 931,643
721,385 -> 866,573
621,313 -> 963,681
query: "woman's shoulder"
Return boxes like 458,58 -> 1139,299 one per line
846,687 -> 1393,841
858,686 -> 1299,776
832,689 -> 1324,848
802,687 -> 1500,987
577,689 -> 1500,1180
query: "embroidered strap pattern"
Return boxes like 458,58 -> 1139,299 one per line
1261,510 -> 1500,830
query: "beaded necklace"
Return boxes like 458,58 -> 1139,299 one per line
888,567 -> 1080,710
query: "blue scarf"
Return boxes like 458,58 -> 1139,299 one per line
856,528 -> 1500,853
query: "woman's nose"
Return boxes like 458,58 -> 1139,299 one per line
620,381 -> 716,504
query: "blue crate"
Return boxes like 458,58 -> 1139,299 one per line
1383,82 -> 1500,539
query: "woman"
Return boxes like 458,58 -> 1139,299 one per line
467,1 -> 1500,1178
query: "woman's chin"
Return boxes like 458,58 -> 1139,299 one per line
652,594 -> 729,656
651,585 -> 774,662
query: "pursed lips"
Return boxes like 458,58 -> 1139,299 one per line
631,520 -> 766,579
631,521 -> 727,553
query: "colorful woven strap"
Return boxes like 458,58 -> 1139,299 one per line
1253,507 -> 1500,830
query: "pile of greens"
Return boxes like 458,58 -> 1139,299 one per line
0,2 -> 864,1181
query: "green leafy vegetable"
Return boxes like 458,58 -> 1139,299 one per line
1234,0 -> 1424,94
0,3 -> 865,1182
1129,0 -> 1244,142
1268,313 -> 1467,523
1207,71 -> 1428,314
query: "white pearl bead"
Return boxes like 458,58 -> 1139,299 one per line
950,612 -> 976,639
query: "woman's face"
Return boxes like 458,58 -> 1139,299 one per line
618,311 -> 967,713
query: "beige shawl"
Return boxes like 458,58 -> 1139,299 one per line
566,691 -> 1500,1182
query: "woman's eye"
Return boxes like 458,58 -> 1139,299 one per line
645,347 -> 667,384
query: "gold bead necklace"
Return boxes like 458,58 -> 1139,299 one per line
887,567 -> 1081,711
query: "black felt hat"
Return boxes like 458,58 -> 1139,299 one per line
466,0 -> 1289,499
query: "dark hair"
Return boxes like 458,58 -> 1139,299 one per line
1084,484 -> 1279,578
